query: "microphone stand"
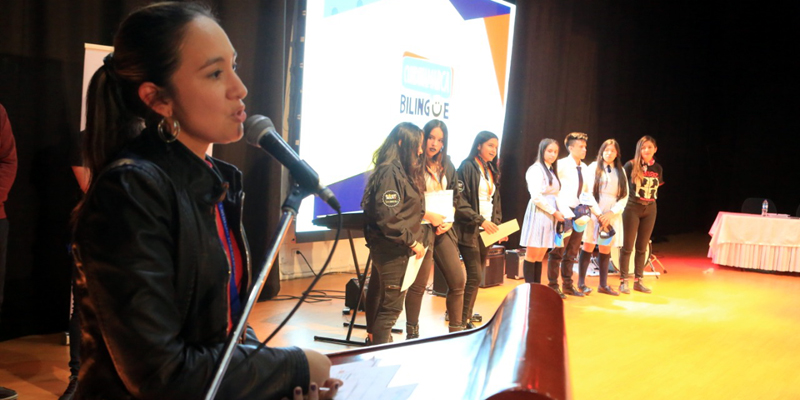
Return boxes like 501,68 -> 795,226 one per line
204,185 -> 310,400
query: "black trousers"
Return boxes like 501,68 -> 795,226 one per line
547,227 -> 584,288
620,201 -> 657,280
406,229 -> 466,327
458,240 -> 487,325
365,244 -> 410,344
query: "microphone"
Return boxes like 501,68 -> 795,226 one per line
244,115 -> 340,211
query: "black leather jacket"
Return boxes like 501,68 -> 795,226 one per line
73,129 -> 309,399
454,157 -> 503,247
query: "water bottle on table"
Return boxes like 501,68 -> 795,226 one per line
761,199 -> 768,216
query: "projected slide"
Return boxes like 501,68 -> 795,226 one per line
297,0 -> 515,232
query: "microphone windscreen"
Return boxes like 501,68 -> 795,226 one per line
244,114 -> 274,147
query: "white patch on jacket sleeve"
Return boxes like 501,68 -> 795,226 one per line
382,190 -> 401,207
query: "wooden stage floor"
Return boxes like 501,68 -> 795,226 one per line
1,232 -> 799,399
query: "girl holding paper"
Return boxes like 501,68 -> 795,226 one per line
454,131 -> 504,329
405,120 -> 469,338
362,122 -> 427,345
519,139 -> 566,285
578,139 -> 628,296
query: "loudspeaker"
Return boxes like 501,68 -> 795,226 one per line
345,277 -> 367,311
480,245 -> 505,288
505,248 -> 526,280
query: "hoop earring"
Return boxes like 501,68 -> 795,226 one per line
157,118 -> 180,143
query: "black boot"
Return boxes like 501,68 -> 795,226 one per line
523,260 -> 536,283
533,261 -> 542,284
406,323 -> 419,340
577,250 -> 592,295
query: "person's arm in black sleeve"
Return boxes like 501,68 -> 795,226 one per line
0,106 -> 17,208
456,162 -> 485,226
75,164 -> 308,400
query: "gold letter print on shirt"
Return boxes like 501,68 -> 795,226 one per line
636,177 -> 659,199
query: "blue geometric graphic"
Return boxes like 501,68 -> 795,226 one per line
448,0 -> 511,20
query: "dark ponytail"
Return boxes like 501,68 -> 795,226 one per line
83,2 -> 215,176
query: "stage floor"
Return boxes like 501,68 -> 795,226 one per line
2,232 -> 799,399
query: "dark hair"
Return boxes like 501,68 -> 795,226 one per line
422,119 -> 448,183
369,122 -> 425,193
592,139 -> 627,201
536,138 -> 560,187
83,2 -> 215,176
466,130 -> 500,184
630,135 -> 657,185
564,131 -> 588,148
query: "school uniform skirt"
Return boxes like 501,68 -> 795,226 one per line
583,193 -> 625,247
519,195 -> 557,248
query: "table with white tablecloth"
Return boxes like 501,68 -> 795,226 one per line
708,212 -> 800,272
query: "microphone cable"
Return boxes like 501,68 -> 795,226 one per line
228,209 -> 343,372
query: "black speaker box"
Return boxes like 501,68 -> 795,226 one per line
505,248 -> 526,280
345,277 -> 367,311
479,245 -> 505,288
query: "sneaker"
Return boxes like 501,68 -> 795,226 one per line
597,285 -> 620,296
578,284 -> 593,295
562,284 -> 585,297
619,280 -> 631,294
0,387 -> 18,400
549,285 -> 567,299
59,376 -> 79,400
634,280 -> 652,293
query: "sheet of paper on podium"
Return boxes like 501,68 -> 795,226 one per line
331,358 -> 417,400
401,247 -> 428,291
423,190 -> 454,222
480,219 -> 520,246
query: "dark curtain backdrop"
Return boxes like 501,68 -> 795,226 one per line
0,0 -> 290,340
0,0 -> 798,339
499,0 -> 800,248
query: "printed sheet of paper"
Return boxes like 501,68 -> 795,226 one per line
401,247 -> 428,291
331,359 -> 416,400
424,190 -> 454,222
480,219 -> 520,246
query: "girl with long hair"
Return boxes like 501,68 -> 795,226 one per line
578,139 -> 629,295
71,3 -> 340,399
619,136 -> 663,294
404,120 -> 469,338
519,139 -> 567,284
362,122 -> 426,344
454,131 -> 503,329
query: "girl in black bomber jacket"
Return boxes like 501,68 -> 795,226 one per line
454,131 -> 504,329
362,122 -> 427,345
